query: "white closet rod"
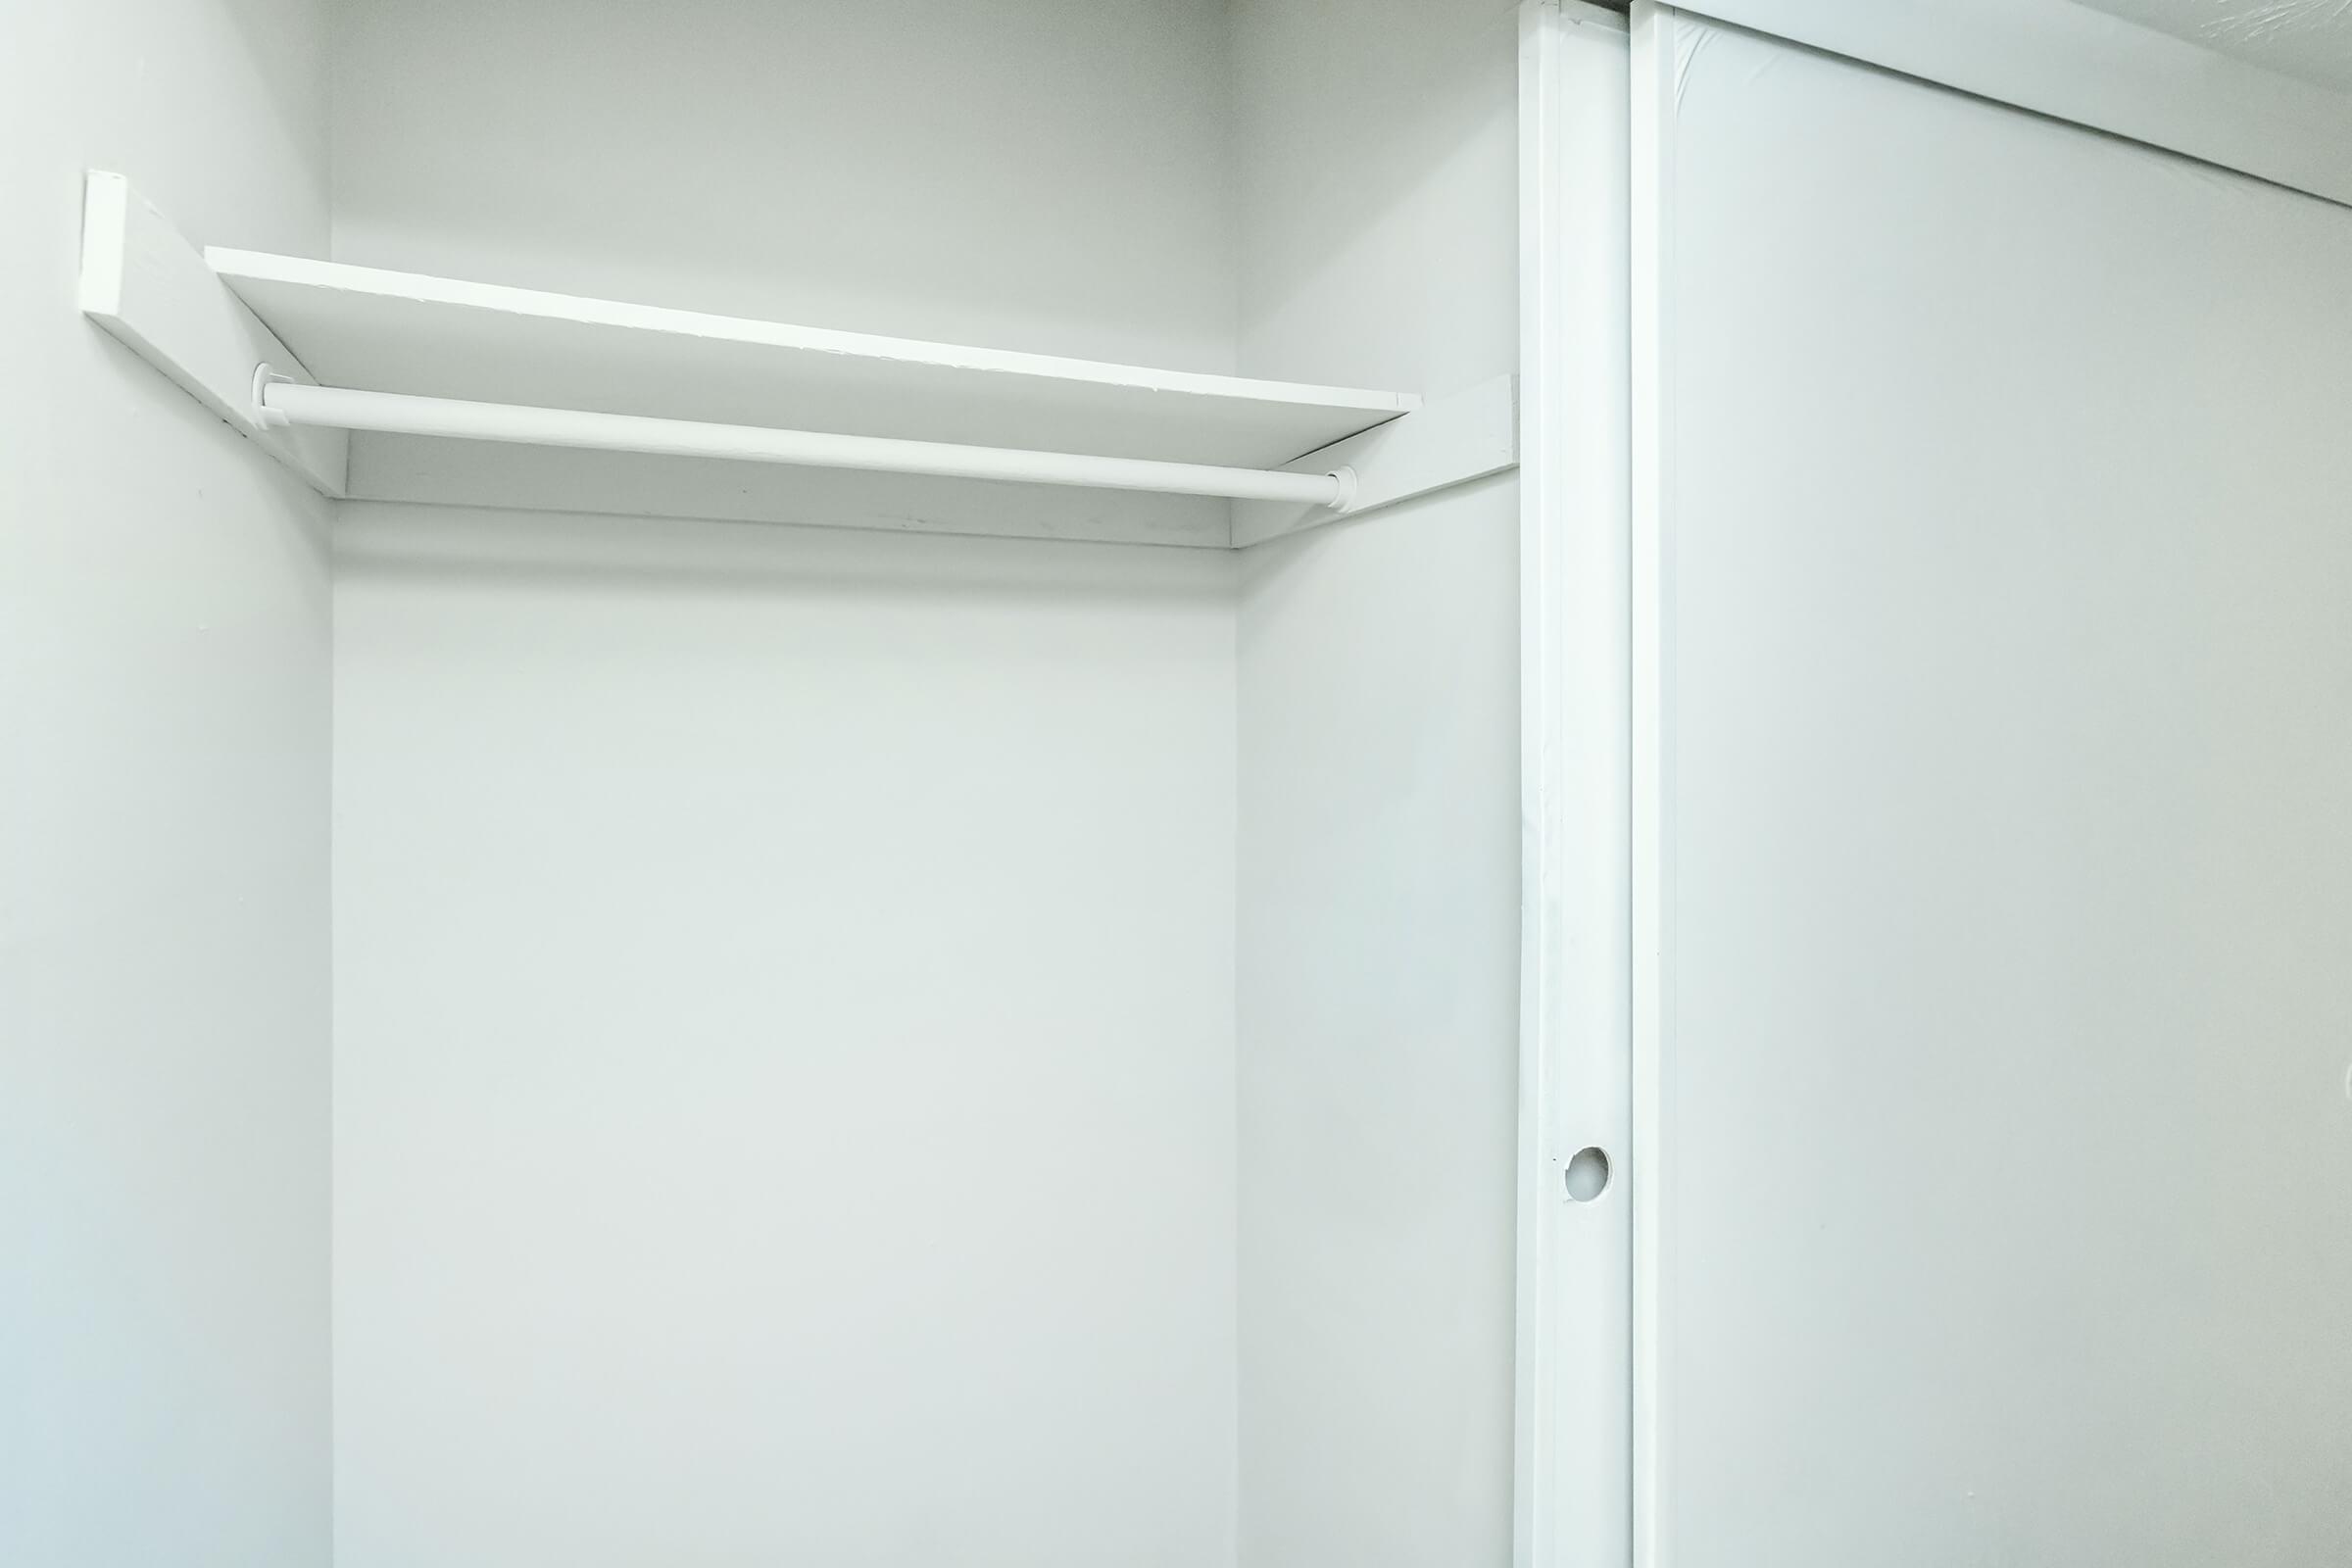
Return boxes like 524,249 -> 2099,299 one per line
255,375 -> 1353,507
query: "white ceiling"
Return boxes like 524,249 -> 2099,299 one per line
2071,0 -> 2352,90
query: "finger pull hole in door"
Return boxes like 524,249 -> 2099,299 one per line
1563,1146 -> 1611,1202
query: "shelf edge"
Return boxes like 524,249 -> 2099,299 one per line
206,246 -> 1422,419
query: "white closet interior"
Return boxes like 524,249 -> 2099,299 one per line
26,1 -> 2352,1565
313,0 -> 1530,1554
19,3 -> 1546,1567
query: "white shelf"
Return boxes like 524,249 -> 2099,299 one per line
207,249 -> 1417,469
81,173 -> 1512,548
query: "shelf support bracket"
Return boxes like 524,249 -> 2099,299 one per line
1229,374 -> 1520,547
76,172 -> 347,496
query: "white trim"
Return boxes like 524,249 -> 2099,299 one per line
1672,0 -> 2352,210
1515,5 -> 1634,1567
1627,7 -> 1677,1567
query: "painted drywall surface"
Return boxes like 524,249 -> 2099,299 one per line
0,2 -> 333,1565
1650,19 -> 2352,1563
329,0 -> 1236,372
328,8 -> 1250,1556
1230,0 -> 1522,402
1229,3 -> 1523,1564
331,505 -> 1239,1568
1233,483 -> 1522,1568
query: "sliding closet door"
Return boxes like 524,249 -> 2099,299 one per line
1633,8 -> 2352,1565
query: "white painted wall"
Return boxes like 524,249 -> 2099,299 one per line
326,9 -> 1251,1560
0,3 -> 333,1565
331,508 -> 1238,1568
330,0 -> 1236,371
1229,3 -> 1524,1564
